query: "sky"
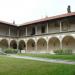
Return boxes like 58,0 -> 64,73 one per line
0,0 -> 75,25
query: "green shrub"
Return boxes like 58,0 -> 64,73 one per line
63,49 -> 72,55
54,49 -> 63,55
54,49 -> 72,55
4,48 -> 18,54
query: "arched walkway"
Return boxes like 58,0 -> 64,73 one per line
62,36 -> 75,51
27,39 -> 35,52
0,39 -> 8,49
10,40 -> 17,49
48,37 -> 60,51
37,38 -> 47,52
19,40 -> 26,50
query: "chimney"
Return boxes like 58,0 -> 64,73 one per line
67,5 -> 71,13
13,20 -> 15,24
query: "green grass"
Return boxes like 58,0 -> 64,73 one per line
18,53 -> 75,61
0,55 -> 75,75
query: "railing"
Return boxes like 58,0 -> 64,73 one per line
0,34 -> 18,38
0,30 -> 75,38
19,30 -> 75,38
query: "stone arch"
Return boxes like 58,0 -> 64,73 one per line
0,39 -> 8,49
10,40 -> 17,49
62,36 -> 75,51
19,40 -> 26,50
37,38 -> 47,52
48,37 -> 60,51
27,39 -> 35,52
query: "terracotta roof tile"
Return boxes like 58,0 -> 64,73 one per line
0,12 -> 75,27
0,20 -> 17,27
21,12 -> 75,26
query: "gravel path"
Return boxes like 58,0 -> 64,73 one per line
8,54 -> 75,65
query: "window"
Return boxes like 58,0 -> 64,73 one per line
41,26 -> 45,33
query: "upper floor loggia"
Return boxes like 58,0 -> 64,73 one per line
0,12 -> 75,38
19,12 -> 75,37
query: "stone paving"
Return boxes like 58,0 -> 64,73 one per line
8,54 -> 75,65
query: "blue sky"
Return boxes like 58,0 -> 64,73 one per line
0,0 -> 75,25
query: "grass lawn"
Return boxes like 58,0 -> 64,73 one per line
18,53 -> 75,61
0,55 -> 74,75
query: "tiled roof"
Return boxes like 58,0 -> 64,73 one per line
0,12 -> 75,27
0,20 -> 17,27
21,12 -> 75,26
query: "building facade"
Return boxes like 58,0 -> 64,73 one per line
0,12 -> 75,53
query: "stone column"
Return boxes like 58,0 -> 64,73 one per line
26,27 -> 27,36
60,36 -> 62,49
47,22 -> 49,33
17,40 -> 19,50
9,26 -> 10,36
8,26 -> 10,48
35,26 -> 37,35
60,41 -> 62,49
25,42 -> 27,53
35,41 -> 37,53
17,40 -> 21,53
8,39 -> 10,48
17,28 -> 19,37
59,21 -> 62,49
60,21 -> 62,32
47,41 -> 48,53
